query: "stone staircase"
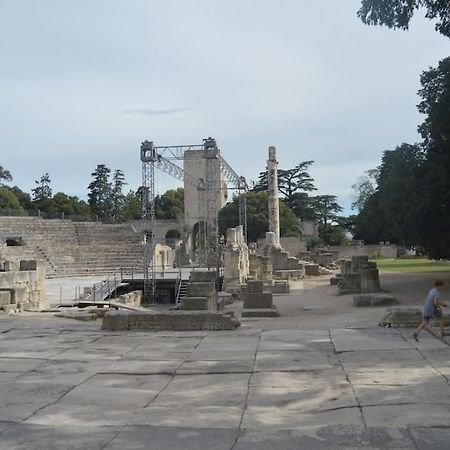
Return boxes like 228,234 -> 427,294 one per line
0,217 -> 144,278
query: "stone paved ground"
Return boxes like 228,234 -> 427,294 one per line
1,272 -> 450,449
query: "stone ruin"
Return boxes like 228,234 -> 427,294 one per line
241,280 -> 279,317
222,225 -> 250,289
331,255 -> 381,295
0,259 -> 48,312
102,269 -> 240,331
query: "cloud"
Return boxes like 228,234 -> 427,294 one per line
122,107 -> 190,115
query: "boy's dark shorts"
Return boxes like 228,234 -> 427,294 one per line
424,309 -> 443,322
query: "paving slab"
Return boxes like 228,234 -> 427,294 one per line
82,373 -> 171,391
259,330 -> 332,352
16,359 -> 111,385
353,382 -> 450,406
331,329 -> 414,352
242,404 -> 364,430
177,359 -> 254,374
251,370 -> 348,388
49,346 -> 126,361
339,349 -> 425,370
130,405 -> 243,428
255,350 -> 339,372
0,382 -> 72,421
0,421 -> 115,450
107,425 -> 238,450
247,384 -> 357,412
100,359 -> 181,375
187,349 -> 256,361
346,366 -> 443,385
234,426 -> 415,450
363,404 -> 450,428
410,426 -> 450,450
0,357 -> 45,373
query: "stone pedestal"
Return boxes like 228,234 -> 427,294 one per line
241,280 -> 279,317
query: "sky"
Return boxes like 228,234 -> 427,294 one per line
1,0 -> 449,214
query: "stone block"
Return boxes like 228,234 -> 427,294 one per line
351,255 -> 369,273
353,293 -> 397,307
102,310 -> 240,331
361,268 -> 381,293
337,273 -> 361,295
317,253 -> 334,266
189,271 -> 216,282
186,282 -> 216,297
265,280 -> 290,294
0,291 -> 11,306
247,280 -> 263,293
305,264 -> 320,276
241,307 -> 280,317
11,287 -> 27,304
4,260 -> 19,272
243,292 -> 273,309
180,296 -> 209,310
101,309 -> 129,330
378,307 -> 450,328
330,277 -> 341,286
3,304 -> 17,314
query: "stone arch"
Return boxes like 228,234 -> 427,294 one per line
165,229 -> 182,249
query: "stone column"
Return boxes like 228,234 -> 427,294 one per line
267,146 -> 281,248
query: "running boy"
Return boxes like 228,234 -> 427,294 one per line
413,280 -> 447,341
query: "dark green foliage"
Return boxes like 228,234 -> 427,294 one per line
155,188 -> 184,220
0,165 -> 13,184
358,0 -> 450,38
111,169 -> 127,218
353,57 -> 450,257
0,187 -> 26,215
219,191 -> 301,243
121,190 -> 142,220
87,164 -> 113,218
32,173 -> 52,203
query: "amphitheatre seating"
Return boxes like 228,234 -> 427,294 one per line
0,217 -> 143,278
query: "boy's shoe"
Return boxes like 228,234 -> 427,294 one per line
412,332 -> 419,342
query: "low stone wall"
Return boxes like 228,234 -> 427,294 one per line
326,244 -> 398,259
0,259 -> 47,311
379,307 -> 450,327
116,290 -> 142,307
102,310 -> 240,331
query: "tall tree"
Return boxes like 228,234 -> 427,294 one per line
416,57 -> 450,257
0,165 -> 13,184
87,164 -> 113,218
32,173 -> 52,202
111,169 -> 127,218
358,0 -> 450,38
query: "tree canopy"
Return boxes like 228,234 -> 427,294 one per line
358,0 -> 450,38
353,58 -> 450,257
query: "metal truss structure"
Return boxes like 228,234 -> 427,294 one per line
140,138 -> 247,303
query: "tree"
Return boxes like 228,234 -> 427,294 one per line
415,57 -> 450,257
87,164 -> 113,218
121,190 -> 142,220
155,188 -> 184,220
111,169 -> 127,219
0,187 -> 26,215
0,165 -> 12,185
358,0 -> 450,38
351,169 -> 378,212
3,186 -> 33,210
253,161 -> 316,201
218,191 -> 301,243
32,173 -> 52,202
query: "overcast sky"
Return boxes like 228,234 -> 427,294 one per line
1,0 -> 449,213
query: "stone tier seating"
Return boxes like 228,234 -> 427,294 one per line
0,217 -> 143,278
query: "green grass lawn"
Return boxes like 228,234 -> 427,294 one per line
372,258 -> 450,273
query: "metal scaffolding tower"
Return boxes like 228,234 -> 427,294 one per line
140,138 -> 247,303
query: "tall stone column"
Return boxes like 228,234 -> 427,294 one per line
267,146 -> 281,248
